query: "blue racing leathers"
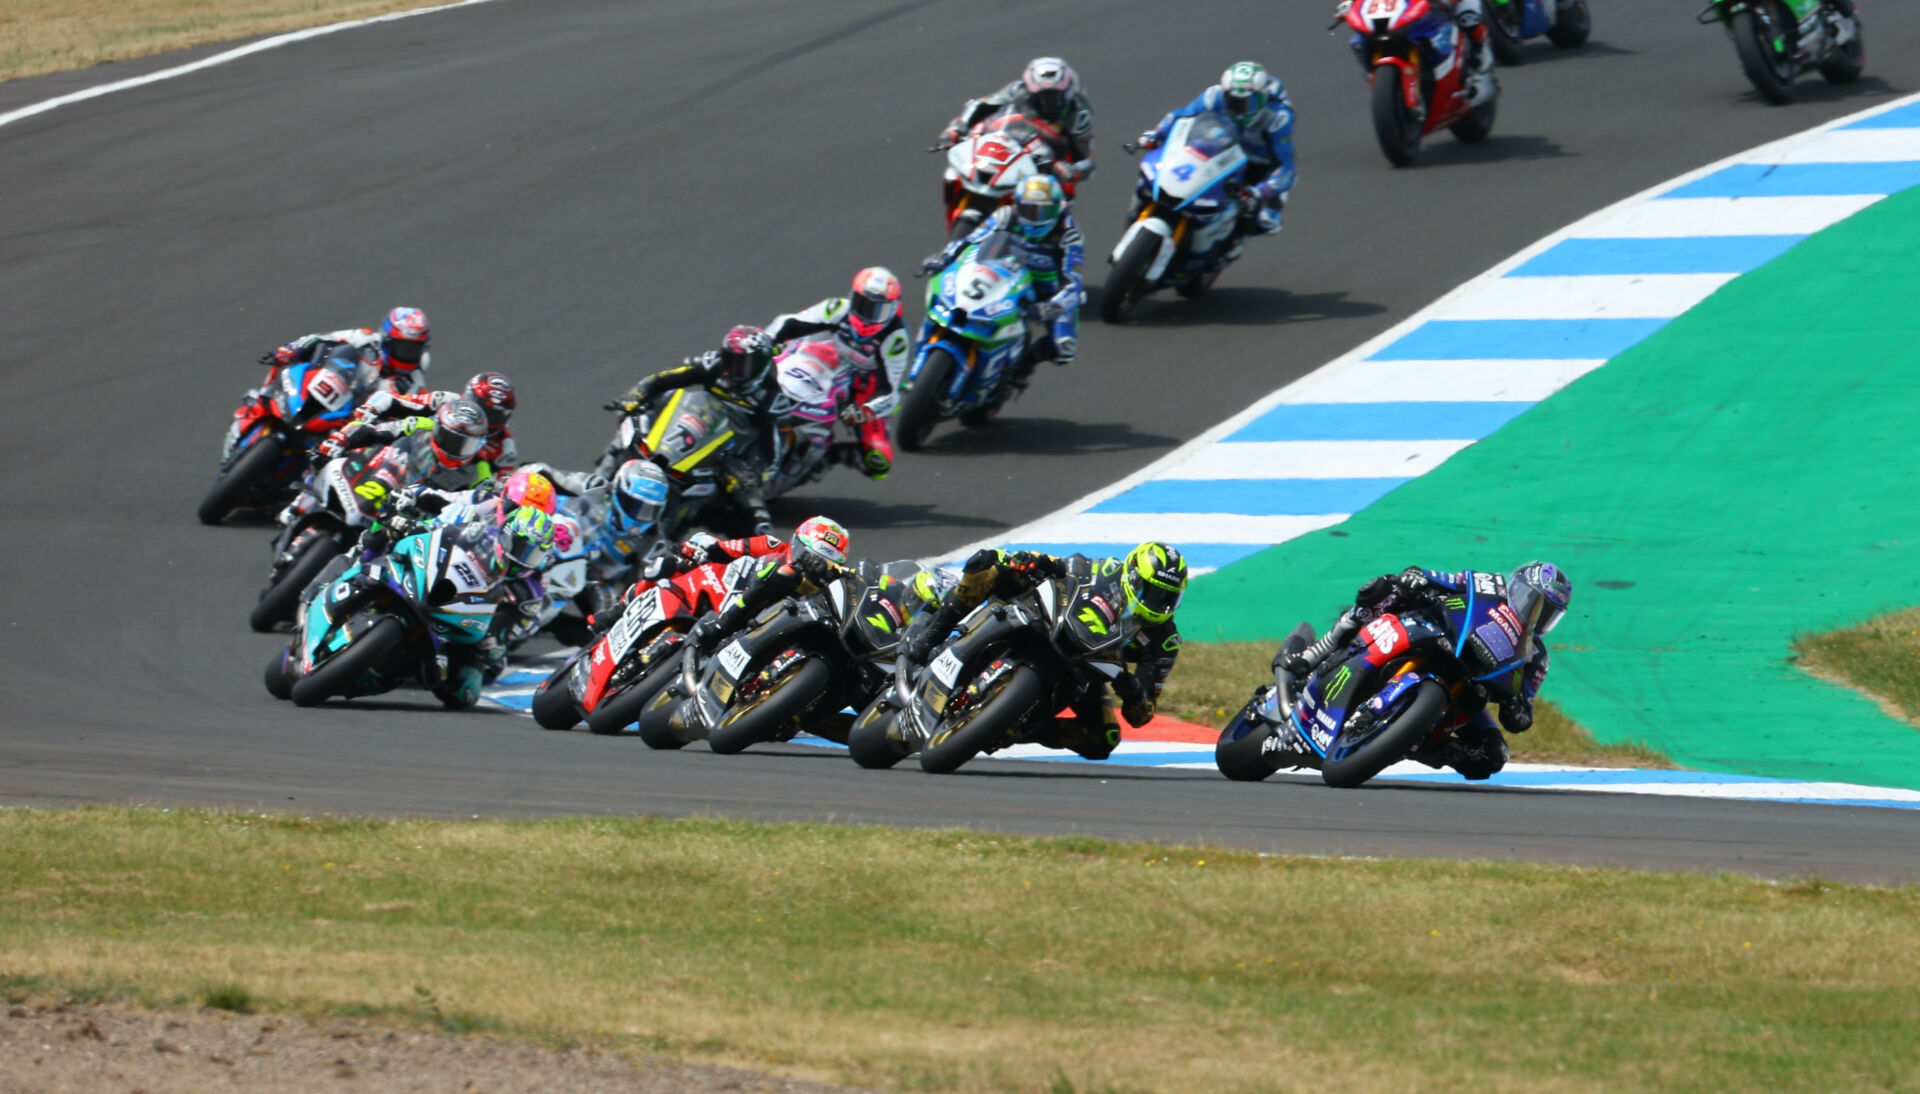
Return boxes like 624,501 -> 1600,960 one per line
1143,83 -> 1296,234
929,205 -> 1086,361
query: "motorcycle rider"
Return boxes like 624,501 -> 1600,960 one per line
1342,2 -> 1495,105
261,306 -> 433,401
586,526 -> 796,636
898,543 -> 1188,760
683,517 -> 856,653
1282,561 -> 1571,779
322,371 -> 519,473
921,174 -> 1084,392
603,326 -> 781,535
273,396 -> 493,537
765,268 -> 907,481
939,57 -> 1096,188
1134,62 -> 1296,266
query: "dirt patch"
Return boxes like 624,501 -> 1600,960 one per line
0,999 -> 873,1094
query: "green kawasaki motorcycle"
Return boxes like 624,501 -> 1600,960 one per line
1700,0 -> 1862,104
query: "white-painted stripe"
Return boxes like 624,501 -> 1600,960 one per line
1752,127 -> 1920,165
1573,195 -> 1883,238
1175,440 -> 1475,481
1270,359 -> 1606,405
0,0 -> 502,131
1439,274 -> 1737,320
1010,512 -> 1348,546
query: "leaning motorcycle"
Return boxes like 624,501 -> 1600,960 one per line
645,560 -> 928,754
1699,0 -> 1861,104
1338,0 -> 1497,167
892,231 -> 1041,451
1485,0 -> 1591,65
762,341 -> 854,500
1213,584 -> 1537,789
199,352 -> 356,525
265,523 -> 501,707
601,387 -> 742,540
937,114 -> 1056,243
1103,111 -> 1256,324
249,442 -> 413,632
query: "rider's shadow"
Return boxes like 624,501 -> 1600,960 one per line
916,417 -> 1182,457
1098,286 -> 1389,328
1499,39 -> 1637,66
1411,133 -> 1573,168
1737,73 -> 1904,106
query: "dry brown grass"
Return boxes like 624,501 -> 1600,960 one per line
0,0 -> 447,83
1794,606 -> 1920,730
5,808 -> 1918,1093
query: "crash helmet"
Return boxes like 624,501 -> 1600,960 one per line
1013,174 -> 1066,242
847,267 -> 902,344
790,515 -> 851,576
380,306 -> 430,372
464,371 -> 516,429
429,398 -> 489,469
1506,561 -> 1573,637
500,506 -> 556,573
1219,62 -> 1277,130
715,325 -> 776,395
1020,57 -> 1079,126
499,469 -> 555,515
1121,542 -> 1187,625
611,458 -> 671,537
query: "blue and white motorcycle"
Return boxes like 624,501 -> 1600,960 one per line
1486,0 -> 1591,64
266,523 -> 502,707
892,230 -> 1042,451
1102,111 -> 1254,324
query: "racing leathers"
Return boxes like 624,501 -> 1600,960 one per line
689,551 -> 948,662
1286,566 -> 1547,779
589,532 -> 791,635
1138,81 -> 1296,256
942,81 -> 1096,188
925,204 -> 1086,371
263,328 -> 429,403
608,353 -> 779,534
353,516 -> 520,707
766,301 -> 909,480
329,389 -> 518,473
901,549 -> 1181,760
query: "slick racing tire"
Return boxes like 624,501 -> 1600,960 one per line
1819,1 -> 1863,85
920,664 -> 1042,775
1546,0 -> 1592,49
1487,0 -> 1526,65
531,659 -> 582,730
1100,229 -> 1158,325
1321,678 -> 1449,789
288,617 -> 404,708
1733,5 -> 1798,104
894,346 -> 956,452
635,670 -> 691,749
1214,698 -> 1287,783
263,647 -> 296,701
586,651 -> 681,737
1449,97 -> 1497,145
1370,66 -> 1424,167
847,704 -> 908,769
249,537 -> 339,633
198,438 -> 284,526
707,657 -> 832,755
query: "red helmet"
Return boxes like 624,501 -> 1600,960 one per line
1020,57 -> 1078,125
429,398 -> 488,469
847,267 -> 902,343
464,371 -> 515,428
380,307 -> 430,372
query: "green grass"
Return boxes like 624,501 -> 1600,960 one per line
1794,607 -> 1920,729
5,807 -> 1917,1093
1163,642 -> 1675,767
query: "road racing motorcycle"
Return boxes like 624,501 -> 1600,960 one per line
1212,581 -> 1538,788
641,560 -> 935,754
249,440 -> 421,632
937,113 -> 1058,243
762,341 -> 854,500
1337,0 -> 1497,167
1103,110 -> 1257,324
1699,0 -> 1861,103
264,523 -> 502,707
1485,0 -> 1591,64
600,387 -> 742,540
199,351 -> 356,525
892,230 -> 1042,451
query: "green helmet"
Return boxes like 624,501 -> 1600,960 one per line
500,506 -> 556,573
1219,61 -> 1272,129
1121,542 -> 1187,624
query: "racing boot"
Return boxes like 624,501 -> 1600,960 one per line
1038,710 -> 1121,762
1462,22 -> 1498,107
1283,611 -> 1362,677
1410,723 -> 1508,781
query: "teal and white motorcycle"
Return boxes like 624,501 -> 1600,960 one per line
893,230 -> 1042,450
1699,0 -> 1861,104
265,523 -> 502,707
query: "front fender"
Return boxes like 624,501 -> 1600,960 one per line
1110,217 -> 1175,280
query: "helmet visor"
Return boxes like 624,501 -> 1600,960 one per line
384,337 -> 426,367
432,422 -> 484,463
1225,90 -> 1264,122
1129,576 -> 1183,623
504,532 -> 550,572
616,486 -> 663,530
1031,88 -> 1064,121
851,292 -> 898,328
1508,579 -> 1567,636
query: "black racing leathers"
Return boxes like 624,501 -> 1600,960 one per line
616,353 -> 777,532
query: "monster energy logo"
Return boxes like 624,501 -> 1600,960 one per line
1445,597 -> 1466,610
866,612 -> 893,633
1077,607 -> 1108,635
1325,664 -> 1352,700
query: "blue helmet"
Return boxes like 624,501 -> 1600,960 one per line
1012,174 -> 1066,241
611,459 -> 670,537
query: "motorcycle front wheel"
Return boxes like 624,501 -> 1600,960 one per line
1100,227 -> 1159,325
1487,0 -> 1526,64
894,346 -> 956,452
919,665 -> 1042,775
198,437 -> 287,526
707,657 -> 832,755
587,645 -> 683,737
530,656 -> 582,730
250,535 -> 339,633
1370,66 -> 1424,167
1321,678 -> 1449,789
1733,4 -> 1798,104
288,617 -> 405,708
1547,0 -> 1591,48
847,702 -> 908,769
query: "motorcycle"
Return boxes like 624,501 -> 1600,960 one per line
601,387 -> 743,540
937,114 -> 1059,243
1699,0 -> 1861,104
643,560 -> 930,754
528,555 -> 752,733
873,557 -> 1138,775
1337,0 -> 1497,167
264,523 -> 501,707
762,341 -> 854,500
1485,0 -> 1591,65
892,230 -> 1043,451
1104,111 -> 1256,324
249,441 -> 418,632
1213,583 -> 1539,788
199,351 -> 356,525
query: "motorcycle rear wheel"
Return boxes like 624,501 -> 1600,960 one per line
530,658 -> 581,730
847,704 -> 908,769
1321,678 -> 1449,789
1819,2 -> 1863,85
198,438 -> 285,526
288,617 -> 404,708
707,657 -> 832,755
263,647 -> 295,701
1733,6 -> 1797,104
1370,66 -> 1424,167
1214,699 -> 1286,782
250,536 -> 339,633
920,665 -> 1042,775
1487,0 -> 1526,65
1100,228 -> 1158,325
894,346 -> 956,452
635,670 -> 690,749
586,646 -> 682,736
1547,0 -> 1591,48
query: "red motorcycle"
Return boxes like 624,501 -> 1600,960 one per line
1337,0 -> 1496,167
936,113 -> 1067,243
528,557 -> 747,734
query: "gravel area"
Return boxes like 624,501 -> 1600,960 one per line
0,1001 -> 874,1094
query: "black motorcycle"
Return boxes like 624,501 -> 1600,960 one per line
1700,0 -> 1862,104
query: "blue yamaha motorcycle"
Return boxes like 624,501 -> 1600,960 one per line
199,351 -> 357,525
1486,0 -> 1592,64
893,231 -> 1041,450
1103,110 -> 1254,324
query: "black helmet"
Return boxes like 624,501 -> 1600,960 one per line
715,325 -> 775,395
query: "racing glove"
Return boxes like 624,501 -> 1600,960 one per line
918,252 -> 947,277
687,614 -> 727,654
1499,696 -> 1534,733
1134,129 -> 1161,152
1393,567 -> 1433,596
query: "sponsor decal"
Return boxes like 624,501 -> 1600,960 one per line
1364,616 -> 1405,657
931,648 -> 964,688
718,641 -> 752,679
1490,603 -> 1523,643
1090,594 -> 1115,620
1473,573 -> 1498,596
1473,620 -> 1515,662
1325,664 -> 1353,701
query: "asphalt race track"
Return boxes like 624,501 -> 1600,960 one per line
4,0 -> 1918,883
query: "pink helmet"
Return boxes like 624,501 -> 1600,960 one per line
847,267 -> 901,342
1021,57 -> 1078,124
380,306 -> 430,372
500,470 -> 556,515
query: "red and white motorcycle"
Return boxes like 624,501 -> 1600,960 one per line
936,114 -> 1057,243
1337,0 -> 1496,167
